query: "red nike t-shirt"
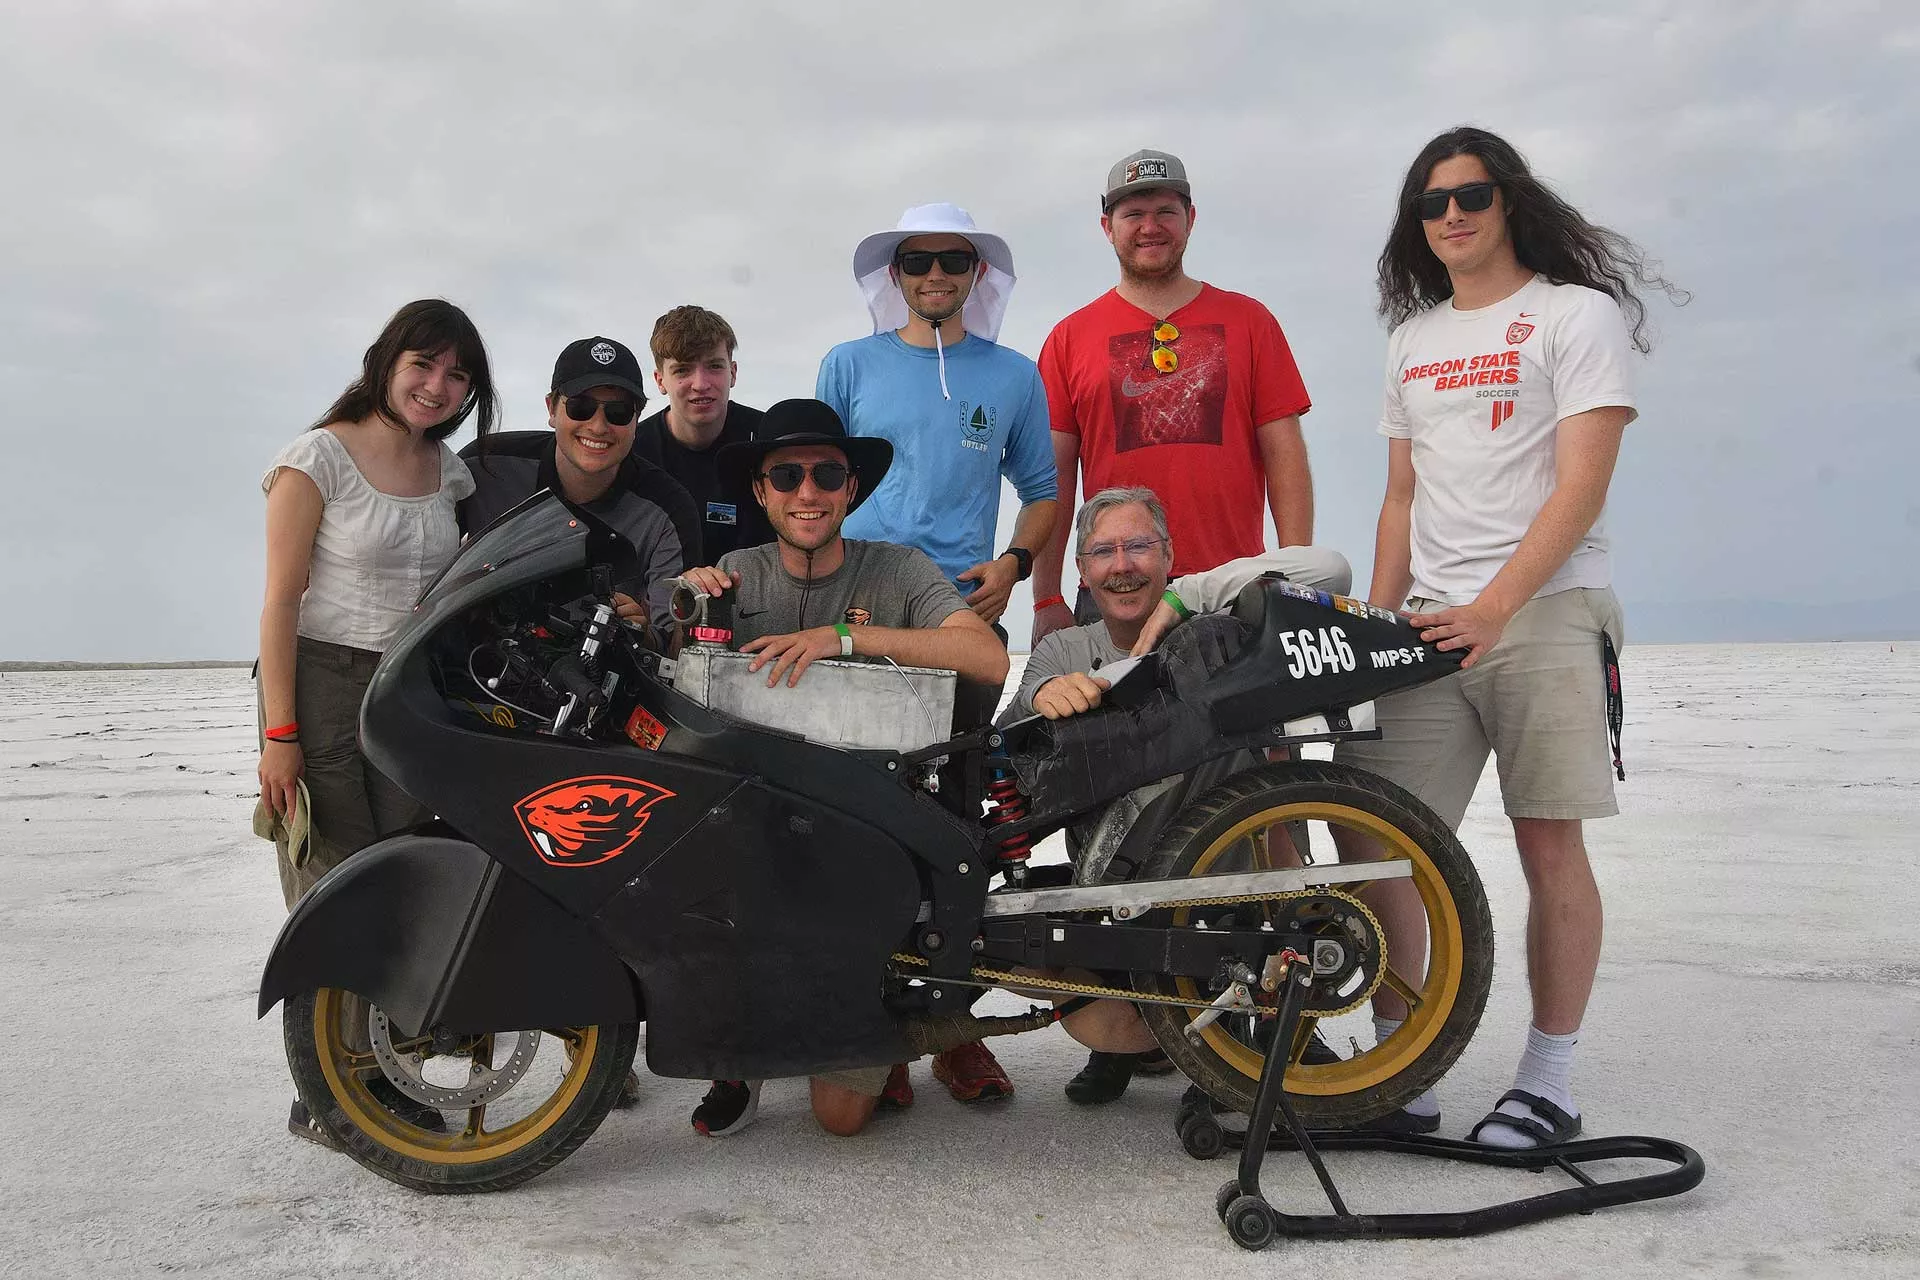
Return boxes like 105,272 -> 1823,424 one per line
1038,284 -> 1311,575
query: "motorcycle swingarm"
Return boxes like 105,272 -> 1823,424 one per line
978,861 -> 1410,922
975,915 -> 1325,982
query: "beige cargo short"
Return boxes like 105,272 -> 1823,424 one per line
814,1065 -> 892,1096
1338,586 -> 1625,827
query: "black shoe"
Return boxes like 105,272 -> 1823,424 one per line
1065,1051 -> 1145,1105
1250,1017 -> 1343,1065
366,1076 -> 448,1132
1132,1048 -> 1177,1077
287,1099 -> 338,1150
692,1080 -> 761,1136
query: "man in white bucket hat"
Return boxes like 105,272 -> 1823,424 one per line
817,204 -> 1057,705
815,202 -> 1058,1108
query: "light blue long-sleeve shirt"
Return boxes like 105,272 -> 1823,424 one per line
817,332 -> 1056,588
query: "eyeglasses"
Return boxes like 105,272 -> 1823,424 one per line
760,461 -> 850,493
563,394 -> 639,426
894,249 -> 979,276
1079,536 -> 1167,564
1414,181 -> 1497,221
1148,321 -> 1180,374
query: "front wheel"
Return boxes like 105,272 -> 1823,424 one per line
285,987 -> 639,1193
1130,761 -> 1493,1128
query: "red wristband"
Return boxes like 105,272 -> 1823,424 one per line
264,721 -> 299,741
1031,594 -> 1066,612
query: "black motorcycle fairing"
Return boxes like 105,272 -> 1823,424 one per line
1206,580 -> 1465,734
256,834 -> 640,1035
594,776 -> 920,1081
1005,581 -> 1464,821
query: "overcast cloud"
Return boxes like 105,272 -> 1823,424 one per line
1,1 -> 1915,660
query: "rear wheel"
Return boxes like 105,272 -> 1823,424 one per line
1130,761 -> 1492,1127
285,987 -> 638,1193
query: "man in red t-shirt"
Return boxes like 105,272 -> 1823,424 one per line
1032,148 -> 1328,642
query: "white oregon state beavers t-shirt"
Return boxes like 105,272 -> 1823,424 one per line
1379,275 -> 1637,606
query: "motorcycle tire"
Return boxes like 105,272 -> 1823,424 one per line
1129,760 -> 1492,1127
285,987 -> 639,1193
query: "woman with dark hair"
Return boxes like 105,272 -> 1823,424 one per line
1338,128 -> 1681,1150
256,299 -> 497,1145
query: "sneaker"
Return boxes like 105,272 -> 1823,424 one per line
287,1099 -> 338,1150
1064,1051 -> 1138,1105
691,1079 -> 761,1136
366,1076 -> 447,1132
874,1063 -> 914,1112
931,1042 -> 1013,1103
616,1069 -> 642,1109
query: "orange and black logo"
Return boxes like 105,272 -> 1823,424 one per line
513,775 -> 677,868
844,606 -> 872,626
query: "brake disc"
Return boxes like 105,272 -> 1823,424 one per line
368,1009 -> 543,1109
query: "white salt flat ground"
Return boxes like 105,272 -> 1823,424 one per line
1,645 -> 1916,1279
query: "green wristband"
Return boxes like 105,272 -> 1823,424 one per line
1162,589 -> 1192,620
833,622 -> 854,656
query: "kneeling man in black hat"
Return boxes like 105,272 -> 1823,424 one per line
675,398 -> 1007,1140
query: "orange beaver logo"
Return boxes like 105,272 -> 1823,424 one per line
513,775 -> 677,868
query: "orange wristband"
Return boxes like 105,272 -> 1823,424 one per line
1032,594 -> 1066,612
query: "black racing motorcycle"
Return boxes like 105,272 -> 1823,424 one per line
259,491 -> 1492,1195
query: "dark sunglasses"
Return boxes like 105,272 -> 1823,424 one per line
760,461 -> 850,493
1414,181 -> 1497,221
562,394 -> 639,426
893,249 -> 979,276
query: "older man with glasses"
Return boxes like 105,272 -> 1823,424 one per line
1004,486 -> 1349,1104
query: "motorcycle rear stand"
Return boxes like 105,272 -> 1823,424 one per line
1187,965 -> 1706,1251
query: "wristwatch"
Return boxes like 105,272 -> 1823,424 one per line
1001,546 -> 1033,581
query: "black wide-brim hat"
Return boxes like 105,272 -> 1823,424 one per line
716,398 -> 893,514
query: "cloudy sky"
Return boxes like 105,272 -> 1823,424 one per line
1,1 -> 1914,659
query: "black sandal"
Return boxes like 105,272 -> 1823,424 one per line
1467,1088 -> 1582,1147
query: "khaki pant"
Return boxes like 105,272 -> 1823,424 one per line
1338,587 -> 1626,827
260,636 -> 431,909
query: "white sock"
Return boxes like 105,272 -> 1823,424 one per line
1372,1015 -> 1438,1118
1476,1025 -> 1580,1149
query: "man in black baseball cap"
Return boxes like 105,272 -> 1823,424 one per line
460,335 -> 702,638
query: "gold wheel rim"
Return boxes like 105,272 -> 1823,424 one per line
1171,801 -> 1466,1097
312,989 -> 598,1164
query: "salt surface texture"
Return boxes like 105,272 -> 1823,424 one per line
0,645 -> 1914,1278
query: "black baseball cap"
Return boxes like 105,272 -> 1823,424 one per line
550,336 -> 650,401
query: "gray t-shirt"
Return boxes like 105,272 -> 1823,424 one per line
715,538 -> 968,645
1002,622 -> 1133,722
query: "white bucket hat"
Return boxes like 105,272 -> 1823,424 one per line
852,203 -> 1017,344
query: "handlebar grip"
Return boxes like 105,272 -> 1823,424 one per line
547,655 -> 606,705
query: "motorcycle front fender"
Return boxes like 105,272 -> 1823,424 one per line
257,833 -> 641,1036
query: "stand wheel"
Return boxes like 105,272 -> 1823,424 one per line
1223,1194 -> 1279,1251
1215,1180 -> 1242,1221
1178,1110 -> 1226,1161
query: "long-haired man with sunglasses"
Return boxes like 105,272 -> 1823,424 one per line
675,399 -> 1008,1140
460,335 -> 702,635
1031,149 -> 1323,647
1336,127 -> 1682,1149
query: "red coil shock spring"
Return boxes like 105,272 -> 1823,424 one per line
986,773 -> 1032,863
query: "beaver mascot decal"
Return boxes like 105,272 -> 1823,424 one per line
513,775 -> 678,868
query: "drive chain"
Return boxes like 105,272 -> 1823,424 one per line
889,885 -> 1384,1015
